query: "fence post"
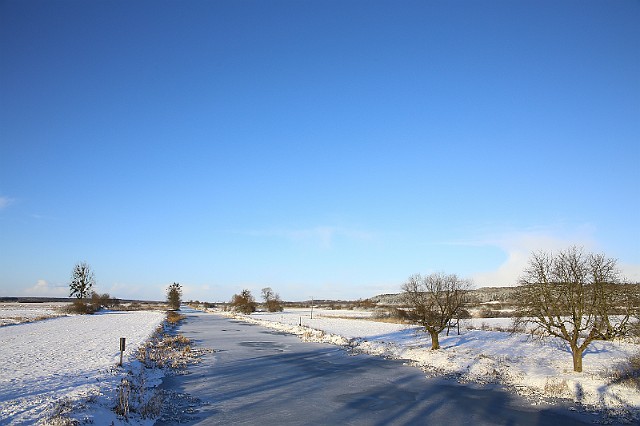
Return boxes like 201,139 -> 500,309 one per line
119,337 -> 126,366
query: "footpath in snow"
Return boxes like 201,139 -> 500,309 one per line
0,310 -> 165,424
217,308 -> 640,420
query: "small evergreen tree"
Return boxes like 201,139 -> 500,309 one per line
167,282 -> 182,310
69,262 -> 95,300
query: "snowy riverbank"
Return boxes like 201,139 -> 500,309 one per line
218,308 -> 640,419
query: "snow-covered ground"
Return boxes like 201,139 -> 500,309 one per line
3,303 -> 638,423
0,303 -> 68,326
221,308 -> 640,418
0,310 -> 165,424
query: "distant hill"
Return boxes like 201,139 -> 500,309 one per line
372,286 -> 520,305
372,284 -> 640,307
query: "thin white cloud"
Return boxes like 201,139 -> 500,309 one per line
238,226 -> 374,248
462,226 -> 596,287
23,280 -> 68,297
0,196 -> 14,210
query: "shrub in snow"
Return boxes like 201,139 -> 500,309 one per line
262,287 -> 284,312
610,354 -> 640,390
65,299 -> 96,315
230,289 -> 257,314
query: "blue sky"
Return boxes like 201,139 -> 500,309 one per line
1,0 -> 639,302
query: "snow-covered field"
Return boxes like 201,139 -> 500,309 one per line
0,310 -> 165,424
221,308 -> 640,418
0,303 -> 68,326
3,302 -> 638,423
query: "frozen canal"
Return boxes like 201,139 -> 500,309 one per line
157,311 -> 596,425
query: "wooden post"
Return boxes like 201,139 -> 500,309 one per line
119,337 -> 126,366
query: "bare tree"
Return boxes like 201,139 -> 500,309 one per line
261,287 -> 283,312
231,289 -> 256,314
402,272 -> 471,350
69,261 -> 95,300
515,246 -> 637,372
167,282 -> 182,311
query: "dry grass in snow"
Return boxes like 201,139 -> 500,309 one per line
0,302 -> 68,326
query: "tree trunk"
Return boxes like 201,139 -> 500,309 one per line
572,347 -> 583,372
429,329 -> 440,350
